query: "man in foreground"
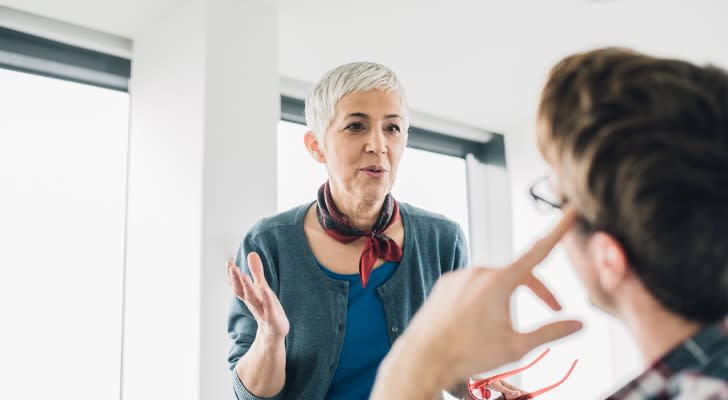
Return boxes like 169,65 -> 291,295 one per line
371,47 -> 728,399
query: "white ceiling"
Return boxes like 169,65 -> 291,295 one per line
0,0 -> 182,38
279,0 -> 728,133
3,0 -> 728,134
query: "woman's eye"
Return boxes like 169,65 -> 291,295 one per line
386,124 -> 401,133
346,122 -> 365,132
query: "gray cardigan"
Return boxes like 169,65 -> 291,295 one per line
228,202 -> 468,400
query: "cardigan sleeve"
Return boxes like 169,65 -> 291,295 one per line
453,223 -> 469,271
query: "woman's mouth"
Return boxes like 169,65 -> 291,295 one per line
360,165 -> 388,179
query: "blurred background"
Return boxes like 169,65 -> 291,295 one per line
1,1 -> 726,399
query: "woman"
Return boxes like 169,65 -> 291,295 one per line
226,62 -> 519,400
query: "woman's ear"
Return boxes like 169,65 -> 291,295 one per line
304,131 -> 326,163
588,232 -> 629,292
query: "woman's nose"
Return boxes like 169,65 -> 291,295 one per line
364,129 -> 387,154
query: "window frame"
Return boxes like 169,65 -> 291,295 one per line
0,26 -> 131,92
281,95 -> 504,165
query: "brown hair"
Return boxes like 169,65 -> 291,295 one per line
538,47 -> 728,323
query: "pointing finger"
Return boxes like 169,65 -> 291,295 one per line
506,208 -> 577,286
524,274 -> 562,311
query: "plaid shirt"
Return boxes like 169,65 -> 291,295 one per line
606,318 -> 728,400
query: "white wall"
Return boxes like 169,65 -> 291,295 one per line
200,1 -> 278,399
123,1 -> 206,398
123,1 -> 277,399
279,0 -> 728,134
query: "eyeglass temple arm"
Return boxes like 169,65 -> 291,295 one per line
516,359 -> 578,399
471,348 -> 551,388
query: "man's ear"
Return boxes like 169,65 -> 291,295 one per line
588,232 -> 629,292
304,131 -> 326,163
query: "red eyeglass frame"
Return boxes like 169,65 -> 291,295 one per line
467,348 -> 578,400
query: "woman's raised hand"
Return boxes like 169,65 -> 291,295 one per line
227,252 -> 290,338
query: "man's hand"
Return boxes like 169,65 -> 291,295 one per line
371,209 -> 583,399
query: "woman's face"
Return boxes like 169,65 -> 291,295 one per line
318,89 -> 406,205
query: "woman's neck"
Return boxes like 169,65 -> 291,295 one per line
329,184 -> 384,231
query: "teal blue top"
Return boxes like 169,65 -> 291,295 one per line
318,261 -> 398,400
228,202 -> 468,400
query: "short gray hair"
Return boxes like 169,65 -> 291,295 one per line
305,61 -> 409,140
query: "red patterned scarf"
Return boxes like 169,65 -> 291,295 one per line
315,182 -> 402,287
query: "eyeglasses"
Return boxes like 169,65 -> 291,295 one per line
529,176 -> 564,212
467,348 -> 578,400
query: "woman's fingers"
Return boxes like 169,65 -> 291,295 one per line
230,253 -> 287,335
497,380 -> 524,392
227,262 -> 246,300
494,380 -> 524,399
240,273 -> 264,309
227,257 -> 265,304
247,252 -> 270,288
226,260 -> 234,286
487,380 -> 522,399
239,272 -> 268,322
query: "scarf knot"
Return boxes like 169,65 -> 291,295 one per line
316,182 -> 402,287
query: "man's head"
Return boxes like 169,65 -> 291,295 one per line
537,47 -> 728,323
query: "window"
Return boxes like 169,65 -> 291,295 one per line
0,28 -> 130,400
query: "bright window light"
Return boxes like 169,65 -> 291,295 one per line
0,69 -> 128,400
